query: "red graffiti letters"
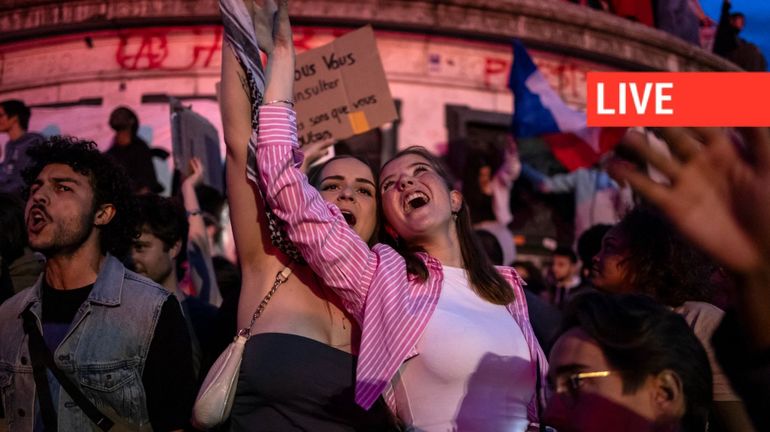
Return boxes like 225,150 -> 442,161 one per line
116,27 -> 222,71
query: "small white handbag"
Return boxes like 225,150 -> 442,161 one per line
191,266 -> 292,430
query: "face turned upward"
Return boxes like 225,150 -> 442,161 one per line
591,225 -> 630,293
131,228 -> 179,288
25,163 -> 112,258
318,157 -> 378,243
379,152 -> 462,245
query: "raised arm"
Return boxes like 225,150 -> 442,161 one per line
610,127 -> 770,431
490,137 -> 521,226
494,136 -> 522,187
611,128 -> 770,348
299,139 -> 335,174
221,44 -> 272,280
520,163 -> 578,193
713,0 -> 736,56
219,0 -> 296,329
181,157 -> 222,306
251,1 -> 380,319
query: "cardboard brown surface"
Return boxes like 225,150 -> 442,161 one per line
294,26 -> 398,147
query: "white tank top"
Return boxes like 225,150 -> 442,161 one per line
393,266 -> 534,431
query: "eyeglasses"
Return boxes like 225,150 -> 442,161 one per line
549,370 -> 615,400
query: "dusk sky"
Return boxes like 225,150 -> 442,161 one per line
701,0 -> 770,70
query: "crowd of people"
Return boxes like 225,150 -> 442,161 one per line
567,0 -> 767,71
0,0 -> 769,431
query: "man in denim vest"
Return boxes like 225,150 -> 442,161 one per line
0,136 -> 195,431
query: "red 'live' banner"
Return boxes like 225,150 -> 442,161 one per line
586,72 -> 770,127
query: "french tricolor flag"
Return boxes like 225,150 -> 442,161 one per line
509,40 -> 626,171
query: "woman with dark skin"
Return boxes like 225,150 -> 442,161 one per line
592,206 -> 754,432
611,125 -> 770,431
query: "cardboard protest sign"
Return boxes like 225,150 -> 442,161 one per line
294,26 -> 398,147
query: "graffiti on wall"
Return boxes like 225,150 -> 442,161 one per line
0,24 -> 602,104
112,26 -> 348,71
0,24 -> 611,161
424,45 -> 596,104
115,27 -> 222,71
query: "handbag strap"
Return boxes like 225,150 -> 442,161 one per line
238,266 -> 292,338
537,361 -> 545,432
21,306 -> 115,431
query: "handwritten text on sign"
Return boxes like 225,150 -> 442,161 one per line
294,26 -> 398,146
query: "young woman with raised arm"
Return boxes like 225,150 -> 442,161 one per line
251,2 -> 547,430
219,0 -> 397,429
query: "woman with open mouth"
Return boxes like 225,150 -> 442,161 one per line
249,2 -> 547,431
218,0 -> 398,430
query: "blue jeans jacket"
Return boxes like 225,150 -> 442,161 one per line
0,255 -> 169,431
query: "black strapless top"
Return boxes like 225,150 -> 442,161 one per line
230,333 -> 399,431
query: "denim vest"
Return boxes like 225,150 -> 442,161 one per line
0,255 -> 170,431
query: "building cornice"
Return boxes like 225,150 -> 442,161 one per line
0,0 -> 739,72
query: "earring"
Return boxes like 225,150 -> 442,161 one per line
385,225 -> 400,246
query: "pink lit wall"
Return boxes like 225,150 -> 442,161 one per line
0,25 -> 613,163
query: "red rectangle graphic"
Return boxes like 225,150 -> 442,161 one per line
586,72 -> 770,127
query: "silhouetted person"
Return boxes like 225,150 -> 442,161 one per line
0,100 -> 44,197
106,106 -> 161,193
714,1 -> 767,71
0,193 -> 44,303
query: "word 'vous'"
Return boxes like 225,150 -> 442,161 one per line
595,82 -> 674,115
295,52 -> 357,81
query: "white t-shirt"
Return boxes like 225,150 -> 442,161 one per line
393,266 -> 534,431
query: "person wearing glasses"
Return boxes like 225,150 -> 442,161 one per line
545,292 -> 712,432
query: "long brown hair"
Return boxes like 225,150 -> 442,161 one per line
378,147 -> 514,305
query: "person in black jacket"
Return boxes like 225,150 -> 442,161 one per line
713,0 -> 767,71
106,106 -> 162,193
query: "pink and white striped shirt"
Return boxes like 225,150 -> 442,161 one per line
252,106 -> 548,423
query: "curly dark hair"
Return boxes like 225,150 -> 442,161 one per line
577,224 -> 612,268
615,206 -> 717,307
22,136 -> 139,258
560,292 -> 712,432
